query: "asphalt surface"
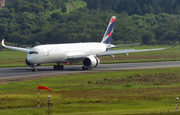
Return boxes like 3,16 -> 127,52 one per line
1,61 -> 180,79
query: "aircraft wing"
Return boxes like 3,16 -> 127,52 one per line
98,41 -> 178,57
97,48 -> 165,57
65,48 -> 165,60
1,39 -> 30,53
66,41 -> 178,60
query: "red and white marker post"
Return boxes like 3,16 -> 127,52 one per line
37,82 -> 52,108
175,97 -> 179,111
37,82 -> 40,108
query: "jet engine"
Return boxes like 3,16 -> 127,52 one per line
25,58 -> 40,67
82,55 -> 100,68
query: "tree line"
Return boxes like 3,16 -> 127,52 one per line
84,0 -> 180,15
0,0 -> 180,50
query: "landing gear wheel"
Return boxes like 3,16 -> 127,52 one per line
60,65 -> 64,70
32,68 -> 37,72
53,64 -> 64,70
57,65 -> 60,70
53,65 -> 57,70
82,66 -> 91,70
82,66 -> 85,70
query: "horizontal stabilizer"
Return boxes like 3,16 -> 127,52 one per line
97,48 -> 165,57
107,43 -> 140,49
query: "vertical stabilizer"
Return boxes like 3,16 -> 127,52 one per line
101,16 -> 116,44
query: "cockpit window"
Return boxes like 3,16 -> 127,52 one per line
29,51 -> 38,54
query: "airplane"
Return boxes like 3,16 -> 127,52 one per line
1,16 -> 178,72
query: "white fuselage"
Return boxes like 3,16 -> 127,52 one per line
27,42 -> 107,64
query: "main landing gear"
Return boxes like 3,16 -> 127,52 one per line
82,66 -> 92,70
54,63 -> 64,70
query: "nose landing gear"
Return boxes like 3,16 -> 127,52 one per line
32,68 -> 37,72
32,64 -> 37,72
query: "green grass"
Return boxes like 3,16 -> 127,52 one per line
1,68 -> 180,114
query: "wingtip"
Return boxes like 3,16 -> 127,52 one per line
168,41 -> 178,49
173,41 -> 178,47
1,39 -> 5,46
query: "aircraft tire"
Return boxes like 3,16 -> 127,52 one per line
60,65 -> 64,70
57,65 -> 60,70
32,69 -> 37,72
82,66 -> 91,70
53,65 -> 57,70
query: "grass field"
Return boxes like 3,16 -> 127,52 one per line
0,68 -> 180,114
0,44 -> 180,68
1,44 -> 180,114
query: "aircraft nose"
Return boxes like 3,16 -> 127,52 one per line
27,55 -> 35,63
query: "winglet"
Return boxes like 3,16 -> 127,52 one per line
1,39 -> 30,53
167,41 -> 178,49
1,39 -> 5,47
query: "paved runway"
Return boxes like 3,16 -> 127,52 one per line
1,61 -> 180,79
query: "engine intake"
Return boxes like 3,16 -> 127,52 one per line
82,55 -> 100,68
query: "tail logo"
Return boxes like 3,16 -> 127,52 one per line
101,16 -> 116,44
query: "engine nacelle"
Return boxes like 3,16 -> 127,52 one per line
25,58 -> 40,67
82,55 -> 100,68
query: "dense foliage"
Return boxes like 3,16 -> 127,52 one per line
0,0 -> 180,50
85,0 -> 180,15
